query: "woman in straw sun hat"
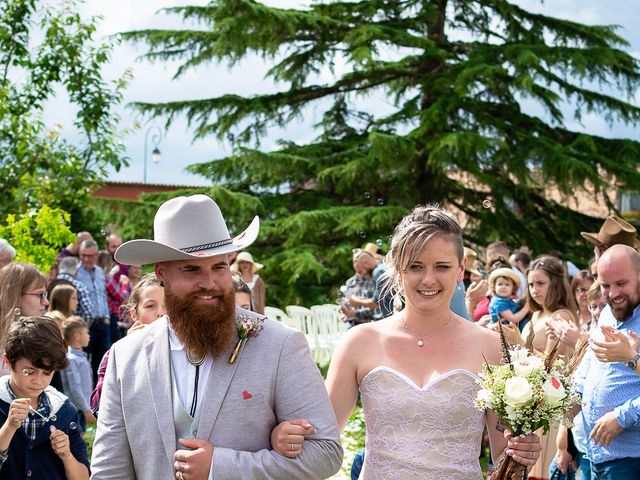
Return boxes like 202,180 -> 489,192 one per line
230,251 -> 266,314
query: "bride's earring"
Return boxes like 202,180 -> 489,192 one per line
13,307 -> 21,317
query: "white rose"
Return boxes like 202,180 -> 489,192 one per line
543,376 -> 566,407
513,355 -> 543,377
504,377 -> 533,406
477,388 -> 494,406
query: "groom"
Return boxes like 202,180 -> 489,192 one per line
91,195 -> 342,479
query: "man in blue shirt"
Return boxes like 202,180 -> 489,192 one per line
75,239 -> 111,385
576,244 -> 640,479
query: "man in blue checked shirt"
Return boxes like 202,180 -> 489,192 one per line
575,244 -> 640,480
75,240 -> 111,385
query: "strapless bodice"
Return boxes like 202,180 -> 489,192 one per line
359,366 -> 485,479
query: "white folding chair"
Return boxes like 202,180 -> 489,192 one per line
310,304 -> 344,362
264,306 -> 299,330
285,305 -> 324,361
312,304 -> 347,334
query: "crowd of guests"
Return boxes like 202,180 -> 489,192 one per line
0,229 -> 267,478
0,199 -> 639,479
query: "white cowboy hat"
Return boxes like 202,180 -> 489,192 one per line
114,194 -> 259,265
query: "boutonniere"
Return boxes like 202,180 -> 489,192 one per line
228,314 -> 265,364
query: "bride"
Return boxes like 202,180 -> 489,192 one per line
274,205 -> 541,478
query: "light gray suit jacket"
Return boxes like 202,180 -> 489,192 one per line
90,310 -> 342,479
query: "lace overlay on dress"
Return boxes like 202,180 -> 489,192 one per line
359,366 -> 485,480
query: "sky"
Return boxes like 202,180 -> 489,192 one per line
45,0 -> 640,186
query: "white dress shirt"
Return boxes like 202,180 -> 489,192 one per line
168,323 -> 213,413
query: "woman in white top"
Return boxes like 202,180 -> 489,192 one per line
231,251 -> 266,314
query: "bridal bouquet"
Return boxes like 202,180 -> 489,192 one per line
475,327 -> 582,480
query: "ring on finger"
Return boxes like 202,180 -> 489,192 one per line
177,472 -> 184,480
290,442 -> 295,451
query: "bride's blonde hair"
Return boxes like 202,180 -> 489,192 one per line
380,205 -> 463,311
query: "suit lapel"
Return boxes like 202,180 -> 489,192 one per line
143,318 -> 176,466
196,329 -> 242,441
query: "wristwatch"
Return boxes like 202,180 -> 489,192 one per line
627,351 -> 640,370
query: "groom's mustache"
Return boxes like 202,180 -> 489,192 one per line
186,289 -> 225,300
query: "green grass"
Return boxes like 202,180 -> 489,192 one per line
84,426 -> 96,459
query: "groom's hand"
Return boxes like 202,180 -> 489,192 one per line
504,429 -> 541,466
175,438 -> 214,480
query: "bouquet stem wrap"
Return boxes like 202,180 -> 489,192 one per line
490,450 -> 529,480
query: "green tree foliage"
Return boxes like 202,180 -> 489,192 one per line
0,0 -> 130,231
122,0 -> 640,305
0,205 -> 75,273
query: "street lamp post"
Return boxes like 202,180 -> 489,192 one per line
143,125 -> 162,183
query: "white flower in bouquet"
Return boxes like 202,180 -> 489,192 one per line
512,355 -> 543,377
504,377 -> 533,407
477,388 -> 494,407
543,376 -> 567,407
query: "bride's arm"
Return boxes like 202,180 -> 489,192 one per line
326,329 -> 365,431
485,410 -> 508,464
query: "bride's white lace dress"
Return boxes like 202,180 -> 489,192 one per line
358,366 -> 485,479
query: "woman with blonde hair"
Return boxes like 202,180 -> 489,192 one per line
273,205 -> 541,477
0,262 -> 49,374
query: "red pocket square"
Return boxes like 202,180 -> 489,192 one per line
242,390 -> 253,400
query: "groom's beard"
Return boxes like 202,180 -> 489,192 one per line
164,282 -> 236,359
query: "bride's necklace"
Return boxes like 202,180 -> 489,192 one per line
400,315 -> 453,347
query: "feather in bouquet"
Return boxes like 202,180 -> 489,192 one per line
475,323 -> 580,480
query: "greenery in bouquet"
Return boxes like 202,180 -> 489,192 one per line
475,347 -> 577,436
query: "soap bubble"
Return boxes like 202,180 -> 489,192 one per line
69,422 -> 77,430
376,197 -> 384,206
363,192 -> 371,199
359,231 -> 368,239
100,229 -> 107,236
482,199 -> 492,209
376,239 -> 383,246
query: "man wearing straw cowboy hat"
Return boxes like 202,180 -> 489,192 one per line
91,195 -> 342,479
